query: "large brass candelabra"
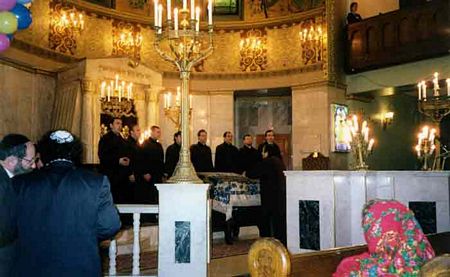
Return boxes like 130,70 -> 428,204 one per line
154,1 -> 214,184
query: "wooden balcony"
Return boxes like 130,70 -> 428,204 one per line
346,0 -> 450,73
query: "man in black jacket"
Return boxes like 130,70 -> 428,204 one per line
238,134 -> 261,175
13,130 -> 120,276
140,125 -> 164,203
215,131 -> 240,173
127,123 -> 142,202
258,130 -> 283,161
98,117 -> 132,204
347,2 -> 363,24
0,134 -> 36,276
247,156 -> 287,246
165,131 -> 181,177
190,129 -> 214,172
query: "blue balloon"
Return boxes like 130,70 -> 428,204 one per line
10,4 -> 31,30
16,0 -> 32,4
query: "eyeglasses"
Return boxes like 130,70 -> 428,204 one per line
20,156 -> 38,165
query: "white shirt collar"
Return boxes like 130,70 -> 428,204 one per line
4,167 -> 14,178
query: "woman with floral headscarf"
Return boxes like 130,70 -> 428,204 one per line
333,199 -> 435,276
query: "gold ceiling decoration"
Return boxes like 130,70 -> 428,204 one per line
239,28 -> 267,72
299,16 -> 325,65
112,20 -> 143,68
49,1 -> 84,55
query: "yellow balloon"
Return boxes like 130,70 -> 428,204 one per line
0,12 -> 18,35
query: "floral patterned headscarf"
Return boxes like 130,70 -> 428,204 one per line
333,199 -> 435,276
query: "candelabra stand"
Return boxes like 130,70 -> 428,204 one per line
347,116 -> 374,171
154,8 -> 214,184
350,133 -> 370,170
417,73 -> 450,122
415,127 -> 436,171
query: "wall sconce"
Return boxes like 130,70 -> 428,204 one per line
112,20 -> 143,68
299,17 -> 324,65
49,3 -> 84,55
239,28 -> 267,72
382,112 -> 394,130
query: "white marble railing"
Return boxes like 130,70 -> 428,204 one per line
108,204 -> 159,276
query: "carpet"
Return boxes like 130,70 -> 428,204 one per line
102,239 -> 256,274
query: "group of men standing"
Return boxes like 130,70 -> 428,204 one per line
98,117 -> 284,205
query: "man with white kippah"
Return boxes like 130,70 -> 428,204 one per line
12,130 -> 120,276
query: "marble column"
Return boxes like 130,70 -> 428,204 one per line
80,79 -> 96,163
145,86 -> 162,128
291,85 -> 347,170
134,86 -> 147,129
156,183 -> 210,277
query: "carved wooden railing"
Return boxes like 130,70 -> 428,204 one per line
346,0 -> 450,73
108,204 -> 159,277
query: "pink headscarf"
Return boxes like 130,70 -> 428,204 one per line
333,199 -> 435,276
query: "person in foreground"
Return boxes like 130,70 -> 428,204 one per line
333,199 -> 435,277
0,134 -> 36,276
13,130 -> 121,277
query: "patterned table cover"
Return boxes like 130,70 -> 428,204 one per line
198,172 -> 261,221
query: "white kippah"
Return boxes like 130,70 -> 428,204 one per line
50,130 -> 74,144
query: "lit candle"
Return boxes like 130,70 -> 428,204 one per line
183,0 -> 187,10
367,139 -> 374,151
164,94 -> 167,108
176,89 -> 180,106
191,0 -> 195,20
158,4 -> 163,33
422,126 -> 429,139
154,0 -> 158,27
167,0 -> 171,20
352,115 -> 358,132
433,72 -> 439,90
195,7 -> 200,32
415,145 -> 421,157
208,0 -> 212,25
174,8 -> 178,31
189,94 -> 193,108
115,74 -> 119,89
364,127 -> 369,143
168,92 -> 172,107
429,128 -> 436,142
422,81 -> 427,100
418,83 -> 422,100
446,78 -> 450,97
100,81 -> 106,98
107,85 -> 111,102
118,86 -> 122,102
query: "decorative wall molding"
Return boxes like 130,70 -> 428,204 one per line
163,63 -> 323,80
0,56 -> 58,76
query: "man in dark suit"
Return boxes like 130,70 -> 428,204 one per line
98,117 -> 132,204
165,131 -> 181,177
126,123 -> 142,202
347,2 -> 363,24
190,129 -> 214,172
215,131 -> 240,173
13,130 -> 121,277
247,156 -> 287,246
140,125 -> 164,204
0,134 -> 36,276
258,130 -> 283,161
238,134 -> 261,175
